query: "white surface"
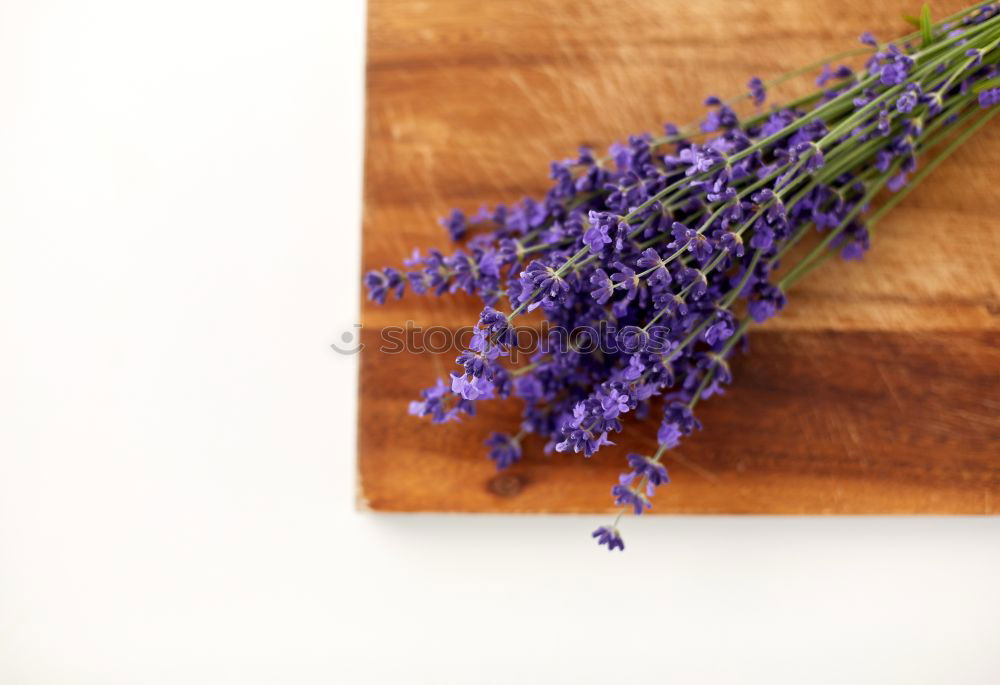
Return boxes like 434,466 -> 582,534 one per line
0,1 -> 997,683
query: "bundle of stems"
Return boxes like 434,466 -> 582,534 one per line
366,2 -> 999,550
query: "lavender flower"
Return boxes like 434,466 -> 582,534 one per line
365,2 -> 1000,551
748,77 -> 767,106
364,267 -> 403,305
592,526 -> 625,551
611,484 -> 651,515
626,453 -> 670,487
485,432 -> 522,470
440,209 -> 467,241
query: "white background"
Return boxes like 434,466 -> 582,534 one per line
1,1 -> 997,683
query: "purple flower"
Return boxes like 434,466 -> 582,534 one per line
802,144 -> 825,172
687,232 -> 714,262
679,146 -> 717,175
748,283 -> 787,323
748,76 -> 766,106
875,149 -> 894,172
409,379 -> 472,423
440,209 -> 467,241
451,372 -> 493,401
626,453 -> 670,487
600,388 -> 631,419
896,84 -> 921,113
549,161 -> 575,198
485,432 -> 522,470
876,107 -> 891,136
750,221 -> 775,250
657,419 -> 682,448
879,52 -> 913,86
663,402 -> 702,435
583,223 -> 611,253
636,247 -> 672,287
592,526 -> 624,551
678,267 -> 708,298
701,103 -> 739,132
817,63 -> 834,86
448,251 -> 478,294
585,211 -> 617,253
519,260 -> 570,308
610,262 -> 640,299
720,231 -> 745,257
364,17 -> 995,550
589,268 -> 614,304
617,326 -> 649,353
760,110 -> 796,137
840,227 -> 870,260
817,64 -> 853,86
479,306 -> 515,347
456,344 -> 490,379
669,220 -> 694,249
364,267 -> 404,304
555,425 -> 613,457
704,310 -> 736,345
611,484 -> 651,515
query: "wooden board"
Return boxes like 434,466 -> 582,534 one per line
358,0 -> 1000,513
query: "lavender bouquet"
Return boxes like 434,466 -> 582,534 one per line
365,2 -> 1000,549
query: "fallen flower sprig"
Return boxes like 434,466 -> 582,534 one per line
365,2 -> 999,550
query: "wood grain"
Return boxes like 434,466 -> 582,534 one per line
358,0 -> 1000,513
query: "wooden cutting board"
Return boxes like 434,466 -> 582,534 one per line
358,0 -> 999,513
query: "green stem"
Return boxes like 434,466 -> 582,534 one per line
780,104 -> 995,289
